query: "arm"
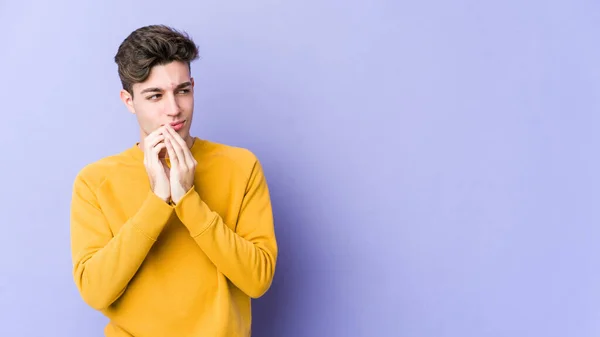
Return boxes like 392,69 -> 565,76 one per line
70,174 -> 173,310
174,159 -> 278,298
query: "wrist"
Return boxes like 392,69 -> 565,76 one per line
152,190 -> 171,204
172,185 -> 193,204
172,191 -> 184,204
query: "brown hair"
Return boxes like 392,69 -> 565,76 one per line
114,25 -> 199,95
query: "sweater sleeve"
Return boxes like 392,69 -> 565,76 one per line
70,173 -> 174,310
174,159 -> 278,298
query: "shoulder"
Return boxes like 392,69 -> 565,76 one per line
72,149 -> 137,191
196,139 -> 266,181
198,139 -> 260,169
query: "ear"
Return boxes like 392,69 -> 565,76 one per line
120,89 -> 136,114
191,77 -> 195,88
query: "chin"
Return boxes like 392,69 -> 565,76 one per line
180,129 -> 192,141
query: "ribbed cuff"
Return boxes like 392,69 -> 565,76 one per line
131,191 -> 174,240
174,188 -> 217,237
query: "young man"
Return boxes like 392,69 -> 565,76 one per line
70,25 -> 278,337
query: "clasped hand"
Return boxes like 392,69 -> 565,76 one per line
143,125 -> 197,204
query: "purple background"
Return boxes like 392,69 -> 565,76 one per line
2,1 -> 600,336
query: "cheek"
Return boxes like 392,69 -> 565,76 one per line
134,103 -> 164,127
180,96 -> 194,110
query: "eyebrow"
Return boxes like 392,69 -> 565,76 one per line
140,81 -> 192,94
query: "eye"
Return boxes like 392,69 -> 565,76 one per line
147,94 -> 161,100
178,89 -> 190,94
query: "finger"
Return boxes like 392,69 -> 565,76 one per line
145,126 -> 165,142
183,143 -> 196,167
165,128 -> 187,167
165,137 -> 179,169
152,143 -> 166,159
146,142 -> 165,172
147,134 -> 165,149
146,139 -> 165,164
144,132 -> 163,164
165,126 -> 188,150
165,126 -> 194,167
145,129 -> 166,152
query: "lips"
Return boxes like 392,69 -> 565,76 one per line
169,120 -> 185,131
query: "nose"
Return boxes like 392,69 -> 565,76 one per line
165,94 -> 181,116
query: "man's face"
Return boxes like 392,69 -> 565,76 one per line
121,61 -> 195,143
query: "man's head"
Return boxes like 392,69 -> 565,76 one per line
115,25 -> 199,144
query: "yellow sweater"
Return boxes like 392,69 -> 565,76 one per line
69,137 -> 278,337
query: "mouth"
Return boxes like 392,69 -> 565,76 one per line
168,120 -> 186,131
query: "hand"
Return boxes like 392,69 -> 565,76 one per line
164,125 -> 197,204
143,127 -> 171,203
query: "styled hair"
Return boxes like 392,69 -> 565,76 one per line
114,25 -> 199,95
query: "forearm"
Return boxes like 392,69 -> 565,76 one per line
175,189 -> 277,298
71,191 -> 173,309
